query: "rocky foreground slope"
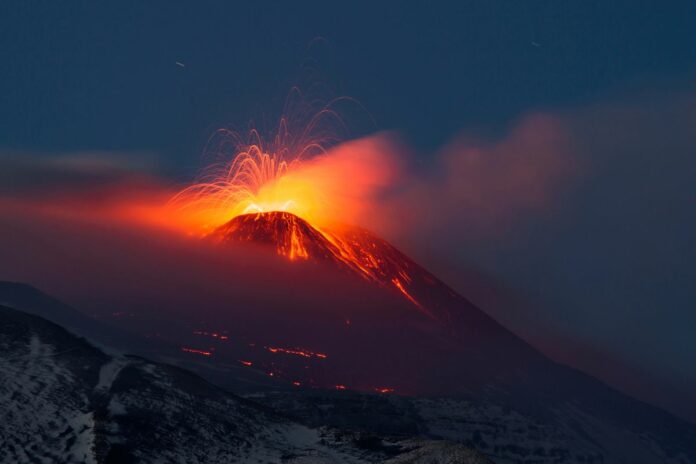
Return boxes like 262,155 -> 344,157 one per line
2,277 -> 696,464
0,304 -> 489,464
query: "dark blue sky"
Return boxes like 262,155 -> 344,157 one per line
2,1 -> 695,418
2,1 -> 694,165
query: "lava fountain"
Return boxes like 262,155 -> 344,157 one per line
169,90 -> 357,232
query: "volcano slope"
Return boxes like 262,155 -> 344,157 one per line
210,212 -> 696,463
0,211 -> 694,463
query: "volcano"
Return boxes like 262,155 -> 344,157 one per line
1,210 -> 695,463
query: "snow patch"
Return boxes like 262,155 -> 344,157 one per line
108,397 -> 128,416
95,358 -> 128,392
66,411 -> 97,464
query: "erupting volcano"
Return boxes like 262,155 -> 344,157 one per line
169,100 -> 439,315
158,103 -> 586,398
164,117 -> 540,397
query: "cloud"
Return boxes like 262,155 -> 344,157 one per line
415,90 -> 696,421
0,151 -> 159,196
0,151 -> 181,231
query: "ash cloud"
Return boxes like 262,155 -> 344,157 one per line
361,114 -> 579,244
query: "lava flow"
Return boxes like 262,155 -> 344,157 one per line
266,346 -> 328,359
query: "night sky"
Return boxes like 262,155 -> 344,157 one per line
1,1 -> 695,418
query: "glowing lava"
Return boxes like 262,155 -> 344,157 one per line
181,347 -> 213,357
266,346 -> 328,359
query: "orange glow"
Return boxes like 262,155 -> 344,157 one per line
168,123 -> 398,234
334,384 -> 347,390
374,387 -> 394,394
239,360 -> 253,366
181,347 -> 212,357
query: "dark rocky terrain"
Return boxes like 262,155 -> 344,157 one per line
1,263 -> 695,464
0,304 -> 490,463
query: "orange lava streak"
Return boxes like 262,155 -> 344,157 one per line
181,347 -> 212,357
390,277 -> 424,310
267,346 -> 328,359
287,219 -> 309,260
